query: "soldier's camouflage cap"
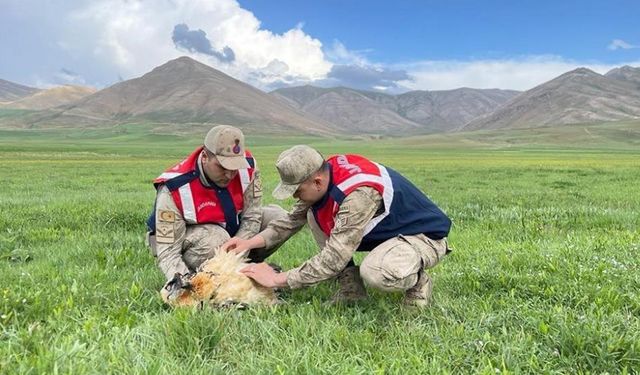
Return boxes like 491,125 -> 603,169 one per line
204,125 -> 250,170
272,145 -> 324,199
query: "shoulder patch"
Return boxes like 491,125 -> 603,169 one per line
335,203 -> 351,227
253,172 -> 263,198
254,179 -> 263,198
159,210 -> 175,223
336,215 -> 348,227
155,222 -> 175,243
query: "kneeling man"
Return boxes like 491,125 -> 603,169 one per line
222,145 -> 451,307
146,125 -> 286,281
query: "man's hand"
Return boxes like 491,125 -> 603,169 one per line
220,235 -> 266,254
220,237 -> 253,254
240,262 -> 288,288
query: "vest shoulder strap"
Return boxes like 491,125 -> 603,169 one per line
329,184 -> 346,204
164,170 -> 200,191
246,156 -> 255,168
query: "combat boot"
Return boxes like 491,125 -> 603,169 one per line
327,266 -> 368,304
402,269 -> 433,307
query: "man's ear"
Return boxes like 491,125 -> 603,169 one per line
313,174 -> 326,189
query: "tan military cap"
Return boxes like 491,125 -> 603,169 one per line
204,125 -> 250,170
272,145 -> 324,199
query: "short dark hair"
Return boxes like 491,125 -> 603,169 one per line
203,147 -> 216,158
313,160 -> 329,176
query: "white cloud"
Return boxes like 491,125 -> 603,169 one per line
63,0 -> 332,89
10,1 -> 639,93
396,56 -> 640,91
324,40 -> 370,66
608,39 -> 638,50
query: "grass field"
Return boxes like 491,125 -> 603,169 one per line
1,126 -> 639,374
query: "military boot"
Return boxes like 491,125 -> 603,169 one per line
327,266 -> 368,304
402,269 -> 433,307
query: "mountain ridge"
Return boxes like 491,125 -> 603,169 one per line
271,85 -> 520,133
463,67 -> 640,130
0,79 -> 41,102
2,59 -> 640,136
12,57 -> 338,136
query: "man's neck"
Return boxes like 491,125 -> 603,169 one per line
320,168 -> 331,192
197,153 -> 215,188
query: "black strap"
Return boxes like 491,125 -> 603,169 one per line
165,171 -> 199,191
216,187 -> 239,236
246,156 -> 255,168
329,185 -> 346,204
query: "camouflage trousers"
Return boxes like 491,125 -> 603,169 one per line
148,204 -> 287,273
307,211 -> 449,292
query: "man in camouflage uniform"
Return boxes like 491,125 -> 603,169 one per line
146,125 -> 286,281
222,145 -> 452,307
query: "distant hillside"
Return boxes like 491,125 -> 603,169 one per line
4,58 -> 640,136
394,88 -> 519,131
1,85 -> 96,110
464,68 -> 640,130
272,86 -> 519,133
605,65 -> 640,87
21,57 -> 336,135
399,119 -> 640,150
0,79 -> 40,102
272,86 -> 424,134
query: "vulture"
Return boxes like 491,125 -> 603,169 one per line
161,248 -> 279,308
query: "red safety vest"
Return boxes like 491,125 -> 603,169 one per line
313,154 -> 393,236
153,146 -> 255,226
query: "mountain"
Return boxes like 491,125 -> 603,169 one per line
272,86 -> 424,134
464,68 -> 640,130
272,86 -> 519,133
5,59 -> 639,136
0,79 -> 40,102
394,88 -> 519,132
29,56 -> 336,135
1,85 -> 96,110
605,65 -> 640,87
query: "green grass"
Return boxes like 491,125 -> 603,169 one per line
0,127 -> 639,374
0,108 -> 38,119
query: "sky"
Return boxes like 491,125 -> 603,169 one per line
1,0 -> 639,93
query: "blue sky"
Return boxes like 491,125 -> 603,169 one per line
1,0 -> 639,92
241,1 -> 640,64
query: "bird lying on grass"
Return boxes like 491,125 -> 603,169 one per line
161,247 -> 279,308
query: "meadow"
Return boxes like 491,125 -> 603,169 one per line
0,126 -> 639,374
